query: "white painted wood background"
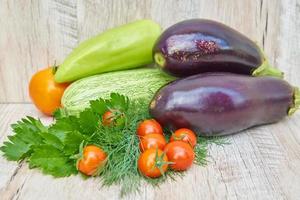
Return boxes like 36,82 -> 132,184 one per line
0,0 -> 299,199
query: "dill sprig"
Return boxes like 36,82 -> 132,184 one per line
90,100 -> 149,195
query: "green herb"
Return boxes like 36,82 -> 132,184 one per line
0,93 -> 227,196
29,144 -> 77,177
0,117 -> 45,161
91,99 -> 148,196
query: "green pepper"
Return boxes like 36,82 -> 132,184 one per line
55,20 -> 161,83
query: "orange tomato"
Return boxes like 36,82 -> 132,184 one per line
138,148 -> 168,178
170,128 -> 197,148
137,119 -> 163,137
139,134 -> 167,152
29,67 -> 69,116
77,145 -> 107,176
164,141 -> 195,171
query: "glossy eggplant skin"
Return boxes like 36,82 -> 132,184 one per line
149,73 -> 294,136
153,19 -> 282,78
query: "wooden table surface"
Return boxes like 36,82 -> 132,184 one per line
0,0 -> 299,199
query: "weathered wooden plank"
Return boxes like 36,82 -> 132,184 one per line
0,0 -> 78,103
277,0 -> 300,86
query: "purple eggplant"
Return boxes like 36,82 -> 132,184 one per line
153,19 -> 283,78
149,73 -> 299,136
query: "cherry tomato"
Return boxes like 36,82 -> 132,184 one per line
102,111 -> 114,126
102,110 -> 125,127
138,148 -> 168,178
77,145 -> 107,176
29,67 -> 69,116
137,119 -> 163,137
170,128 -> 197,148
139,134 -> 167,152
164,141 -> 195,171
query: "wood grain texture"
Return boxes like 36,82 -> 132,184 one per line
0,0 -> 300,199
277,0 -> 300,86
0,0 -> 78,103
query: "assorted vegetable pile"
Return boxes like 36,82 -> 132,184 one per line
1,18 -> 299,196
1,93 -> 223,195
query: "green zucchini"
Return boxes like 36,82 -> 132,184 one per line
62,68 -> 175,114
55,20 -> 161,83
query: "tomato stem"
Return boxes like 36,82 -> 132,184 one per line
153,149 -> 173,176
51,61 -> 59,75
154,149 -> 165,172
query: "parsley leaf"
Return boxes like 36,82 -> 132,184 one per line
0,114 -> 84,177
90,98 -> 107,115
109,93 -> 129,112
48,117 -> 88,155
90,93 -> 129,116
29,145 -> 77,177
40,132 -> 64,151
63,131 -> 85,155
0,140 -> 31,161
0,117 -> 45,161
78,109 -> 99,135
48,116 -> 82,141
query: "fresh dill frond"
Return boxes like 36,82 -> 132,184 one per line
90,98 -> 150,195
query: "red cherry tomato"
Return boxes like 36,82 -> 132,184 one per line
164,141 -> 195,171
170,128 -> 197,148
138,148 -> 168,178
77,145 -> 107,176
139,134 -> 167,152
137,119 -> 163,137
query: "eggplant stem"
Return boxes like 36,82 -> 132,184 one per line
288,87 -> 300,116
154,53 -> 166,68
252,59 -> 283,78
